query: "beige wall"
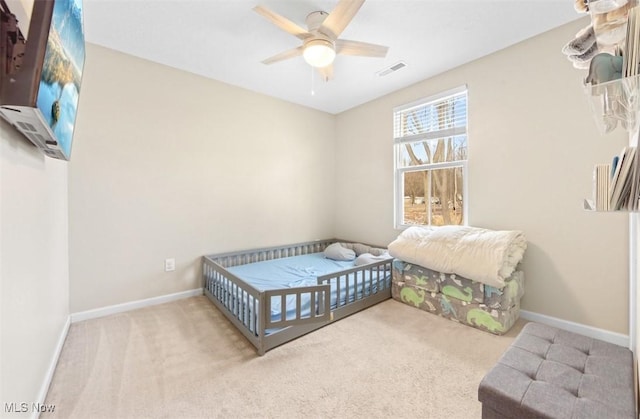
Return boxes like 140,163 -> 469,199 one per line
0,123 -> 69,412
71,21 -> 632,334
68,44 -> 336,312
335,18 -> 630,334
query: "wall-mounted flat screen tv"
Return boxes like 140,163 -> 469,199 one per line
0,0 -> 85,160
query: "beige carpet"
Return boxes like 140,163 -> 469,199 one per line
43,296 -> 525,419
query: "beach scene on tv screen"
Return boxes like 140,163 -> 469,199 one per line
36,0 -> 84,158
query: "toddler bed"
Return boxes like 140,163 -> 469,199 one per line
202,239 -> 392,355
389,225 -> 527,335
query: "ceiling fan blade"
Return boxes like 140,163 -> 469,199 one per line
320,0 -> 366,39
262,46 -> 304,65
336,39 -> 388,57
317,65 -> 334,82
253,5 -> 312,40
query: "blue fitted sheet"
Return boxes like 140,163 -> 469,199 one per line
225,252 -> 390,330
226,253 -> 354,291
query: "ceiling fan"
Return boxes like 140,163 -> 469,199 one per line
253,0 -> 388,81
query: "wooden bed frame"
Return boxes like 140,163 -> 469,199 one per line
202,239 -> 392,355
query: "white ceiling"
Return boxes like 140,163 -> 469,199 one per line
82,0 -> 581,114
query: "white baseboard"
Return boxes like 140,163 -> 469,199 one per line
33,315 -> 70,419
520,310 -> 630,348
70,288 -> 203,323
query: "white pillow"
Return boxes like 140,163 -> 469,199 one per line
354,252 -> 390,266
324,243 -> 356,261
339,242 -> 388,256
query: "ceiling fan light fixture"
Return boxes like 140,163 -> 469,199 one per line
303,39 -> 336,68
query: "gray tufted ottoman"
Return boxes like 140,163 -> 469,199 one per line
478,322 -> 636,419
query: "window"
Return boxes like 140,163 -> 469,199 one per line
393,86 -> 468,228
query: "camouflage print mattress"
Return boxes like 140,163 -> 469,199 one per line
391,259 -> 524,335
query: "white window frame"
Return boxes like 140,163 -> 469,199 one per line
393,85 -> 469,229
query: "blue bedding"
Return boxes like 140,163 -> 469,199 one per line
225,252 -> 390,329
227,253 -> 354,291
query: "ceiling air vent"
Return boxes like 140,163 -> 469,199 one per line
377,61 -> 407,77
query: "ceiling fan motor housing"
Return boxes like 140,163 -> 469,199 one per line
305,10 -> 330,33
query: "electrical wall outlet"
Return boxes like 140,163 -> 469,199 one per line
164,258 -> 175,272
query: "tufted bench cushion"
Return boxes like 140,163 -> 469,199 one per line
478,322 -> 635,419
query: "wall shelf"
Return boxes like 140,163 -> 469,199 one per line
585,74 -> 640,135
583,198 -> 640,211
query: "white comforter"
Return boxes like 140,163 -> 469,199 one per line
388,225 -> 527,288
